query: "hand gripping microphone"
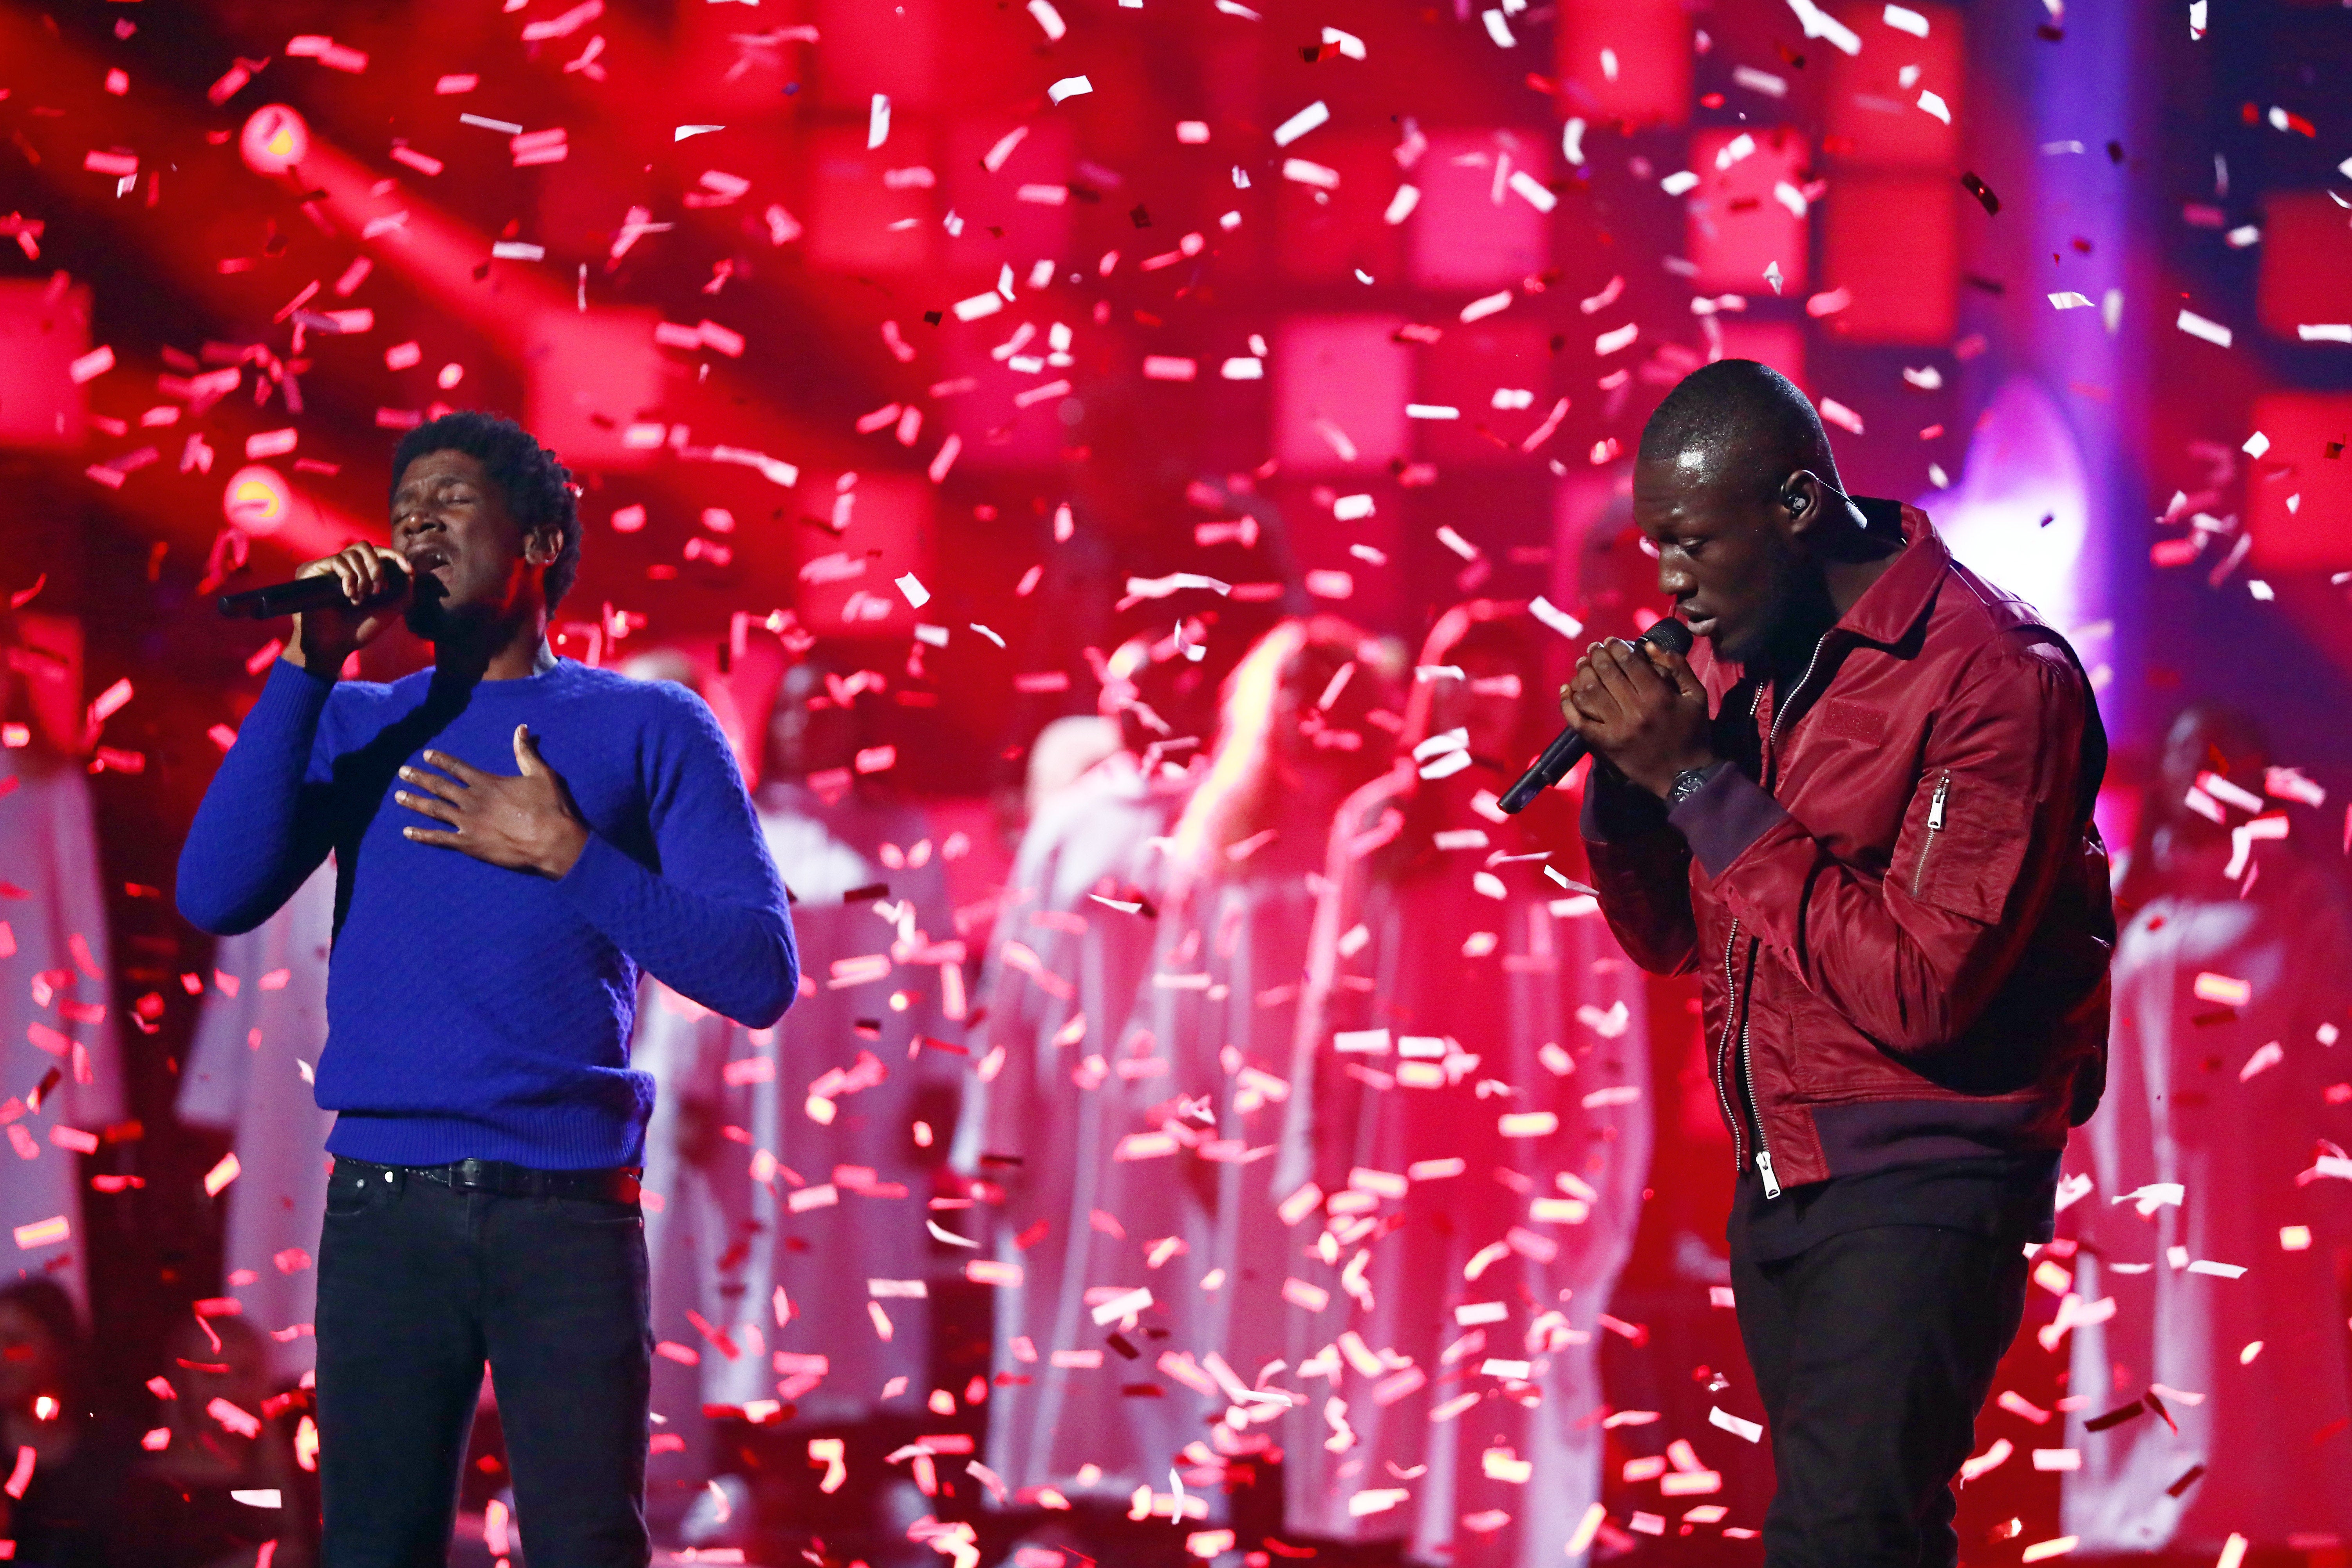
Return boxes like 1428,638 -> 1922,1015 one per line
1498,617 -> 1695,814
218,558 -> 408,619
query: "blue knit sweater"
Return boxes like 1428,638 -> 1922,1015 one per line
177,656 -> 798,1169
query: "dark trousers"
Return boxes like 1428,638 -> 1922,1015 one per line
1730,1225 -> 2030,1568
315,1163 -> 653,1568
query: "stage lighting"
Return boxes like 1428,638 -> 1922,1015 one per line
224,464 -> 294,536
240,105 -> 310,175
1921,376 -> 2095,636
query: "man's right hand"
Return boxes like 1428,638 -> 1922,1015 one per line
282,543 -> 409,674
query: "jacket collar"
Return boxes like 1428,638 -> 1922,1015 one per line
1691,501 -> 1948,698
1830,501 -> 1948,649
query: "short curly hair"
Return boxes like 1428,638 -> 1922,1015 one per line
390,411 -> 583,612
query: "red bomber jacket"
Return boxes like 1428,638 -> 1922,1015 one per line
1581,505 -> 2114,1197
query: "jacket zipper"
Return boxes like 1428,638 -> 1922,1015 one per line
1911,771 -> 1951,898
1729,644 -> 1828,1201
1712,919 -> 1745,1169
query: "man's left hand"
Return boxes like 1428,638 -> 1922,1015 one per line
396,725 -> 590,878
1560,638 -> 1718,798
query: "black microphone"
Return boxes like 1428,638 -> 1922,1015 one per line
218,558 -> 408,620
1499,617 -> 1695,814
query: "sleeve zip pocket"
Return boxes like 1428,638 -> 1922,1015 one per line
1911,771 -> 1951,898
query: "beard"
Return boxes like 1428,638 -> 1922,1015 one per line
403,575 -> 481,643
1715,539 -> 1835,675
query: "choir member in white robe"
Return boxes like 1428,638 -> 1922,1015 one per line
2061,705 -> 2352,1555
958,631 -> 1211,1507
175,862 -> 338,1382
700,658 -> 959,1432
1080,618 -> 1397,1522
1276,602 -> 1653,1568
0,742 -> 124,1313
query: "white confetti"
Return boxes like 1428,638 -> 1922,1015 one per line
1272,101 -> 1330,147
2176,308 -> 2233,348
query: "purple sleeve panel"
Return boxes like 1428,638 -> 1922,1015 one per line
1669,764 -> 1790,881
1580,764 -> 1671,845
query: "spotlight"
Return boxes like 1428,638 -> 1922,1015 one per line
224,464 -> 293,535
240,105 -> 310,175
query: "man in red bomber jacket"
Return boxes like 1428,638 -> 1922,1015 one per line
1558,361 -> 2114,1568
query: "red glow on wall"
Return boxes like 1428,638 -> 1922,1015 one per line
1406,129 -> 1553,291
1557,0 -> 1691,128
1713,320 -> 1808,394
1275,318 -> 1411,471
1824,5 -> 1962,170
1822,175 -> 1958,346
2257,193 -> 2352,342
2245,392 -> 2352,573
0,278 -> 91,450
1686,128 -> 1810,297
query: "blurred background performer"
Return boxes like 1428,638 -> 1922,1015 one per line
2060,705 -> 2352,1557
0,609 -> 124,1320
175,861 -> 338,1385
174,412 -> 798,1568
1108,618 -> 1397,1525
1277,601 -> 1651,1568
1565,362 -> 2114,1567
696,652 -> 959,1546
957,629 -> 1205,1520
610,638 -> 776,1535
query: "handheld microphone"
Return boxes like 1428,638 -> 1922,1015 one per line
217,558 -> 408,620
1499,616 -> 1695,814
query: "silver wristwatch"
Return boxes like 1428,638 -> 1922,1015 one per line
1666,763 -> 1719,811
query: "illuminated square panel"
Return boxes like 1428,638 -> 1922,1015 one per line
1686,127 -> 1810,296
1711,319 -> 1808,394
2245,392 -> 2352,574
805,123 -> 941,277
1405,128 -> 1552,292
1276,134 -> 1409,285
1556,0 -> 1691,128
1274,316 -> 1411,471
1825,4 -> 1962,170
1413,320 -> 1553,467
943,118 -> 1074,272
2257,193 -> 2352,341
1821,173 -> 1956,345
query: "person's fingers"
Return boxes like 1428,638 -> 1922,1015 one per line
392,789 -> 459,825
401,825 -> 462,846
513,724 -> 540,775
420,748 -> 489,784
396,764 -> 465,803
1585,640 -> 1654,712
1651,648 -> 1707,704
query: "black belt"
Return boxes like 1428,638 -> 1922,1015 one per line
335,1155 -> 641,1203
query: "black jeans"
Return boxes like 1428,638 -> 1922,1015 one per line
315,1162 -> 653,1568
1730,1224 -> 2030,1568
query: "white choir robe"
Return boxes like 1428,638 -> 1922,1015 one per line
1272,777 -> 1651,1568
1052,849 -> 1326,1521
2061,842 -> 2352,1554
954,755 -> 1190,1503
175,863 -> 338,1382
637,780 -> 957,1435
0,755 -> 125,1312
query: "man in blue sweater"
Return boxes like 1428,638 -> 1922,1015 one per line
178,411 -> 798,1568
